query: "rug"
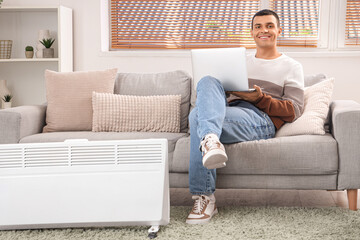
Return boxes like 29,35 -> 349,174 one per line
1,206 -> 359,240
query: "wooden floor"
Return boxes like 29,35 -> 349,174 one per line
170,188 -> 360,209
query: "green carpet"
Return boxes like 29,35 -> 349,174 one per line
1,206 -> 360,240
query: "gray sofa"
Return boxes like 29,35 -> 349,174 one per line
1,70 -> 360,211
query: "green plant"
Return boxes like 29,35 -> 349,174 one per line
39,38 -> 55,48
25,46 -> 33,51
2,94 -> 12,102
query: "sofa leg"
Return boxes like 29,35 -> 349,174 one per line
347,189 -> 358,211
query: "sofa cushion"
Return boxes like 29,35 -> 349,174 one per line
20,132 -> 188,169
114,70 -> 191,133
276,78 -> 334,137
172,134 -> 338,175
43,69 -> 117,133
92,92 -> 181,133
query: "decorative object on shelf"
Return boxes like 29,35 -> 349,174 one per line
0,0 -> 3,8
0,79 -> 11,109
25,46 -> 34,58
40,38 -> 55,58
0,40 -> 12,59
36,30 -> 50,58
1,94 -> 12,109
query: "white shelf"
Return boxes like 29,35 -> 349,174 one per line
0,58 -> 59,62
0,7 -> 58,12
0,6 -> 73,107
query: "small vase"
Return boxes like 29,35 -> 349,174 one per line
43,48 -> 54,58
2,102 -> 11,109
25,51 -> 34,58
37,30 -> 50,58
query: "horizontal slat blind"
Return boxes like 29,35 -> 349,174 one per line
270,0 -> 319,47
111,0 -> 260,49
345,0 -> 360,46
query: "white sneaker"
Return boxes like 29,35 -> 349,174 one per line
186,194 -> 218,224
200,134 -> 228,169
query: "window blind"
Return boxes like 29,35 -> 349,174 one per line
110,0 -> 260,49
269,0 -> 319,47
345,0 -> 360,46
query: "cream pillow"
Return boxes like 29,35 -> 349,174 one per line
92,92 -> 181,133
43,69 -> 117,133
276,78 -> 335,137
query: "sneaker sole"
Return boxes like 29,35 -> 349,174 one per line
206,162 -> 226,169
203,149 -> 228,169
185,208 -> 218,225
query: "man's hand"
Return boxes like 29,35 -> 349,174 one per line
226,85 -> 263,103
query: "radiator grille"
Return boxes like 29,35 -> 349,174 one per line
24,146 -> 68,168
71,145 -> 115,166
0,148 -> 23,168
0,141 -> 165,169
117,145 -> 162,164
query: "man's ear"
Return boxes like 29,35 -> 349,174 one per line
278,27 -> 282,35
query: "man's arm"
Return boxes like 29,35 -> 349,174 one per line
227,63 -> 304,129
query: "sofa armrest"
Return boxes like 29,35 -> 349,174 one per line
330,100 -> 360,190
0,105 -> 46,144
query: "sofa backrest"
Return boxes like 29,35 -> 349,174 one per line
304,73 -> 327,87
114,70 -> 192,133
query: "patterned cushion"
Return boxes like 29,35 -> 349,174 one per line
92,92 -> 181,133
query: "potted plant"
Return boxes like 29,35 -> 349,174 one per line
39,38 -> 55,58
2,94 -> 12,109
25,46 -> 34,58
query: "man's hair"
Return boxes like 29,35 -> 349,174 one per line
251,9 -> 280,30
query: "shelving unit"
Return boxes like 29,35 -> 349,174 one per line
0,6 -> 73,106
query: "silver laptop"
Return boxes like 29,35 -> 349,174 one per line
191,47 -> 249,91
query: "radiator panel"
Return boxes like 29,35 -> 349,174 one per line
0,139 -> 169,229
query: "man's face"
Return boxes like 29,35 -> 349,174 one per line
251,15 -> 282,49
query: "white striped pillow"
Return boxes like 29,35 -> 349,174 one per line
92,92 -> 181,133
276,78 -> 334,137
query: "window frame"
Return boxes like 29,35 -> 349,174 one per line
334,0 -> 360,50
101,0 -> 360,54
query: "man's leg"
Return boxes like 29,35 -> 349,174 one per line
187,99 -> 275,225
186,76 -> 227,224
195,75 -> 227,138
195,76 -> 229,169
189,75 -> 228,195
220,100 -> 276,143
188,107 -> 217,196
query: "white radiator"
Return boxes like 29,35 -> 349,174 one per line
0,139 -> 169,230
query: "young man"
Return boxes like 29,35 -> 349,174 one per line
186,9 -> 304,224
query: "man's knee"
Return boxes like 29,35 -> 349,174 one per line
197,75 -> 221,89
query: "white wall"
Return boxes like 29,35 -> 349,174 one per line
2,0 -> 360,105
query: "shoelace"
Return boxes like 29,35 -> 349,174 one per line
201,136 -> 219,152
192,195 -> 208,214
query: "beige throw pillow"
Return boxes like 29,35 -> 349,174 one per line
43,69 -> 117,132
92,92 -> 181,133
276,78 -> 335,137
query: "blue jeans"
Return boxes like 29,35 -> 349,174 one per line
189,76 -> 276,195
